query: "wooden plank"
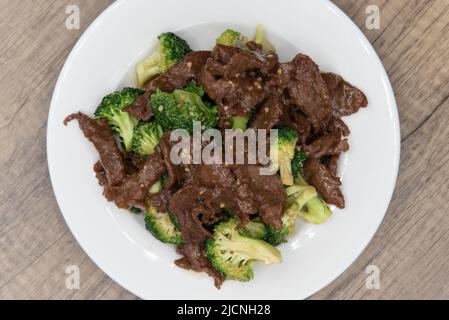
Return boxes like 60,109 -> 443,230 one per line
0,0 -> 447,299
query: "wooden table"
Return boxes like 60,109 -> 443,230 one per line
0,0 -> 448,300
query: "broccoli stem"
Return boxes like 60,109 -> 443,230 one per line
254,25 -> 265,45
279,156 -> 294,186
136,48 -> 162,86
299,196 -> 332,224
148,181 -> 162,194
288,174 -> 332,224
231,116 -> 249,131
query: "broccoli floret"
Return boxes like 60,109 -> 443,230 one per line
264,206 -> 297,246
168,212 -> 181,231
160,174 -> 169,188
287,174 -> 332,224
145,206 -> 183,245
270,126 -> 299,186
94,87 -> 144,152
136,32 -> 192,86
183,83 -> 205,97
216,29 -> 248,47
151,87 -> 218,133
206,218 -> 282,282
129,207 -> 142,214
253,25 -> 276,52
238,218 -> 267,239
291,147 -> 307,179
131,121 -> 163,156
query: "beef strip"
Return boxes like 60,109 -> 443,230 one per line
211,44 -> 278,78
169,184 -> 225,288
147,188 -> 172,213
64,113 -> 126,186
245,41 -> 264,52
326,155 -> 340,176
327,117 -> 350,137
291,111 -> 312,145
145,51 -> 211,93
200,45 -> 278,125
123,93 -> 153,121
249,96 -> 285,130
104,148 -> 167,209
303,158 -> 345,208
321,72 -> 368,117
158,132 -> 194,189
231,165 -> 287,229
287,54 -> 332,133
264,62 -> 296,95
303,134 -> 349,158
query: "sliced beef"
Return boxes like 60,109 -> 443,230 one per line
146,51 -> 211,93
303,134 -> 349,158
169,184 -> 224,288
245,40 -> 264,52
264,62 -> 296,95
326,155 -> 340,176
232,165 -> 287,229
249,96 -> 285,130
303,158 -> 345,208
123,93 -> 153,121
105,148 -> 167,209
322,72 -> 368,117
327,117 -> 350,137
158,132 -> 194,189
291,112 -> 312,145
64,113 -> 126,186
200,45 -> 278,126
287,54 -> 332,133
210,44 -> 278,77
147,188 -> 172,213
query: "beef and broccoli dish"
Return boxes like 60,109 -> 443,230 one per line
64,27 -> 367,287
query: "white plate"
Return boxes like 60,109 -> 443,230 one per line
47,0 -> 400,299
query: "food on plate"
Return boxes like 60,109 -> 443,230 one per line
64,27 -> 367,287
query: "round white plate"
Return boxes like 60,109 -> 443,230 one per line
47,0 -> 400,299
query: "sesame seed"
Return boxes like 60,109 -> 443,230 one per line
228,80 -> 234,86
186,61 -> 193,69
267,54 -> 274,58
235,73 -> 240,77
257,77 -> 262,82
158,105 -> 164,112
264,107 -> 269,113
220,203 -> 225,208
223,106 -> 229,111
277,68 -> 283,75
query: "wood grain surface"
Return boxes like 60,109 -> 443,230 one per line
0,0 -> 448,300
